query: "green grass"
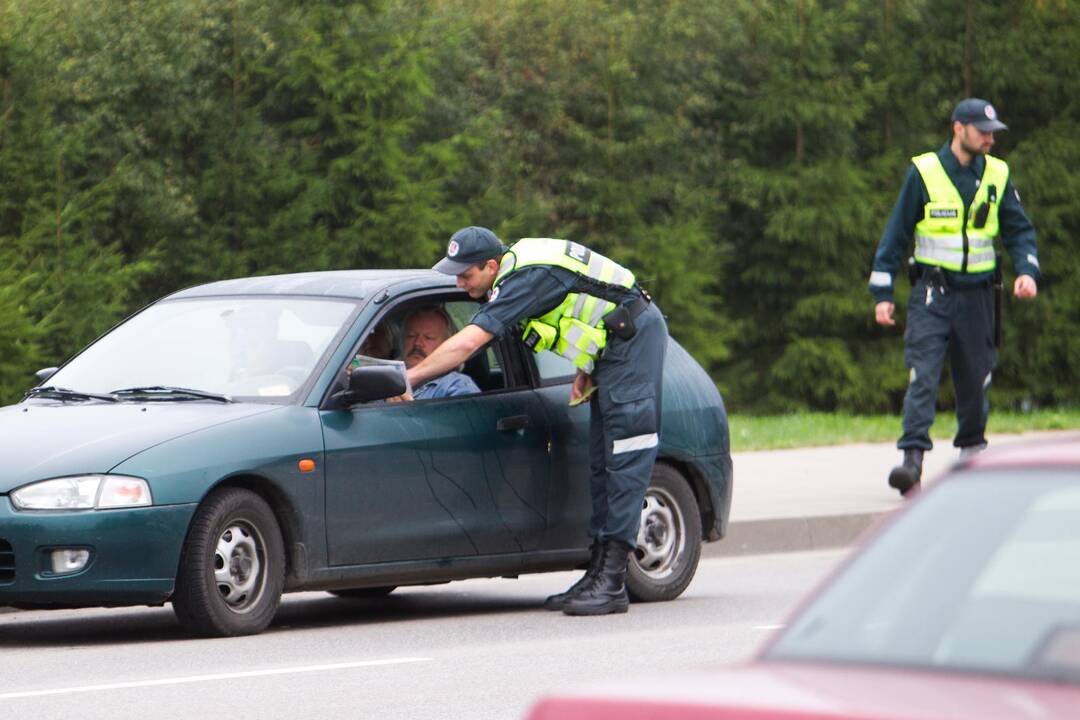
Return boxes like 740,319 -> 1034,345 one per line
731,408 -> 1080,452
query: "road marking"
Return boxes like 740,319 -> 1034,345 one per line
0,657 -> 432,700
753,624 -> 784,630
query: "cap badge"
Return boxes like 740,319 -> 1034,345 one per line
985,105 -> 997,120
448,240 -> 460,257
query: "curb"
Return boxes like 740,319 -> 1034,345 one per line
706,511 -> 887,558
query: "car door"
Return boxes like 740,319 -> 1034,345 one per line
528,350 -> 594,551
320,297 -> 551,567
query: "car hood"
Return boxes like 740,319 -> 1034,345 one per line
526,662 -> 1080,720
0,401 -> 282,493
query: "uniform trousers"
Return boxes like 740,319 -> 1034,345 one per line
899,275 -> 996,451
587,302 -> 668,546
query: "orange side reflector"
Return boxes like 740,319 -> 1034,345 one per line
298,459 -> 316,473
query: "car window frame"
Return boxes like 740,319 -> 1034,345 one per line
327,288 -> 534,410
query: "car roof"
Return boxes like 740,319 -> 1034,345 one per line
164,269 -> 454,301
963,433 -> 1080,470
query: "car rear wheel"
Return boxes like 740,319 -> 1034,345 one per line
172,488 -> 285,637
626,464 -> 702,603
328,586 -> 397,599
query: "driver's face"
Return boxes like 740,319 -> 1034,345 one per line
404,313 -> 451,369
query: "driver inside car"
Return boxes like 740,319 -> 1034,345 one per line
400,306 -> 480,400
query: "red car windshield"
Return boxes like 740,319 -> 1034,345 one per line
766,469 -> 1080,684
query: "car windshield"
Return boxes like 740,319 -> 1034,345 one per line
44,296 -> 356,401
766,469 -> 1080,684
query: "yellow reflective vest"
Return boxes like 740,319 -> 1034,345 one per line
494,238 -> 636,374
912,152 -> 1009,273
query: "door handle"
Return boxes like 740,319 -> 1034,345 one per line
497,415 -> 530,432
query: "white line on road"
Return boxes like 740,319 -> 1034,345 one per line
753,624 -> 785,630
0,657 -> 433,701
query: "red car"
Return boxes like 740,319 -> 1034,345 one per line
527,436 -> 1080,719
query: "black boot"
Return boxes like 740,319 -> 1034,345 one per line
888,448 -> 924,496
544,541 -> 604,611
562,541 -> 631,616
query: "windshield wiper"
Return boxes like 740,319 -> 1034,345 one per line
26,386 -> 119,403
110,386 -> 233,403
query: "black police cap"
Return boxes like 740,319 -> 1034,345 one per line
951,98 -> 1008,132
433,226 -> 508,275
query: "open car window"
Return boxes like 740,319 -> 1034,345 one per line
444,300 -> 507,392
344,295 -> 516,404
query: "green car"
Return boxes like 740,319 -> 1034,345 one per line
0,270 -> 732,636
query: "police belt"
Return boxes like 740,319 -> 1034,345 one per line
913,264 -> 993,291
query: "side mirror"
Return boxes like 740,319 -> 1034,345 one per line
35,367 -> 59,385
330,364 -> 408,408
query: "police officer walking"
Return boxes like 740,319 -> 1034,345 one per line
870,98 -> 1039,496
407,226 -> 667,616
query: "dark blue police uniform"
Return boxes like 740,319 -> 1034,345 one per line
471,265 -> 668,547
870,144 -> 1039,456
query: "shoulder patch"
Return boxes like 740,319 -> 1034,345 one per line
488,286 -> 500,302
565,241 -> 591,265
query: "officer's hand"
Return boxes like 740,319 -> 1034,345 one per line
874,301 -> 896,326
569,370 -> 594,406
1014,274 -> 1037,300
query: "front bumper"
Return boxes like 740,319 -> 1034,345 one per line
0,498 -> 196,608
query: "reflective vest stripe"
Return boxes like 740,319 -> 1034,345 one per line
495,238 -> 636,373
586,251 -> 608,281
571,293 -> 588,319
911,152 -> 1009,273
560,343 -> 595,374
588,303 -> 608,327
562,324 -> 600,358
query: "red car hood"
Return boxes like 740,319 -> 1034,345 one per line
526,662 -> 1080,720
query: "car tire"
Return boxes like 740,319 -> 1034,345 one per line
172,488 -> 285,637
626,464 -> 702,603
328,586 -> 397,599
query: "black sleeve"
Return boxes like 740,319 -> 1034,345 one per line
999,178 -> 1040,281
869,165 -> 926,303
469,267 -> 575,337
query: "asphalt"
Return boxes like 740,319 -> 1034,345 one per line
3,430 -> 1077,615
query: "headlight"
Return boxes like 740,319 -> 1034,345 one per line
11,475 -> 152,511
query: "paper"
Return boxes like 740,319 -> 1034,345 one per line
568,384 -> 596,407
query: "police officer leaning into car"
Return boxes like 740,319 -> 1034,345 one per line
870,98 -> 1039,496
406,226 -> 667,616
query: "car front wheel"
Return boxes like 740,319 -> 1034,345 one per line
626,464 -> 702,603
172,488 -> 285,637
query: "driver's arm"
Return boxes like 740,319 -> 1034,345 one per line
406,324 -> 492,387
